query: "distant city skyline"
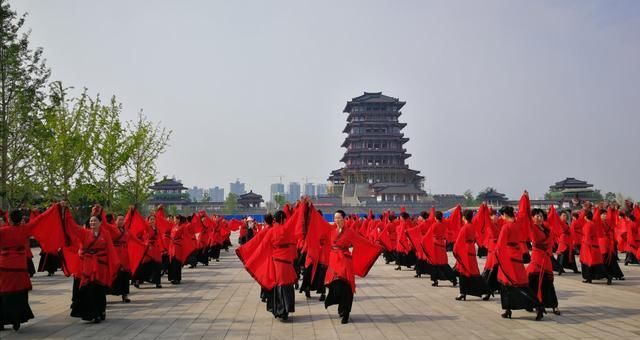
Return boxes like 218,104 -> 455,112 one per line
13,1 -> 640,201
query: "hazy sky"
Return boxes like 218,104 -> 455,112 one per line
12,0 -> 640,200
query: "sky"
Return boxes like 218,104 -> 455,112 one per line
11,0 -> 640,201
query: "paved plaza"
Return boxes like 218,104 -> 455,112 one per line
4,244 -> 640,340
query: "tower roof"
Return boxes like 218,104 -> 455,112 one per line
343,92 -> 406,112
550,177 -> 594,190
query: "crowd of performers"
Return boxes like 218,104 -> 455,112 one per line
2,192 -> 639,331
238,192 -> 640,323
0,202 -> 241,331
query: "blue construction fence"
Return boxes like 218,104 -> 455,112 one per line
222,211 -> 452,223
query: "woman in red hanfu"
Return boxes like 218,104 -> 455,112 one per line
495,194 -> 539,320
103,214 -> 134,303
0,204 -> 64,331
570,211 -> 584,255
624,212 -> 639,265
237,210 -> 297,321
422,211 -> 457,287
132,214 -> 165,289
527,208 -> 560,320
166,214 -> 195,285
62,205 -> 120,323
481,209 -> 501,297
324,210 -> 382,324
555,210 -> 579,273
599,209 -> 624,280
300,208 -> 330,301
453,210 -> 490,301
580,210 -> 612,284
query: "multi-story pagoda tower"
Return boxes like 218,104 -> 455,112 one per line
328,92 -> 426,206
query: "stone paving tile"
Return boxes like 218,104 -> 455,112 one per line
2,245 -> 640,339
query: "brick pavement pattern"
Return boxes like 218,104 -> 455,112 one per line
3,246 -> 640,340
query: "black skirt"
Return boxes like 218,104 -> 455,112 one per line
551,255 -> 565,275
0,291 -> 34,327
500,285 -> 538,311
557,250 -> 579,272
70,282 -> 106,321
429,263 -> 457,283
197,249 -> 209,265
168,258 -> 183,282
459,275 -> 490,297
135,261 -> 162,284
415,259 -> 432,275
38,252 -> 60,274
208,245 -> 221,260
109,270 -> 131,296
581,262 -> 611,281
161,253 -> 170,273
267,285 -> 295,318
481,266 -> 500,293
27,258 -> 36,277
604,253 -> 624,279
625,252 -> 639,265
382,251 -> 396,264
324,279 -> 353,319
528,272 -> 558,308
299,264 -> 327,295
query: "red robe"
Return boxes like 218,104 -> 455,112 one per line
496,221 -> 528,286
324,226 -> 382,293
0,205 -> 63,294
483,221 -> 500,270
453,222 -> 480,277
170,223 -> 196,264
63,221 -> 121,288
268,222 -> 298,286
103,224 -> 132,272
422,221 -> 448,265
236,226 -> 275,289
580,221 -> 604,266
527,222 -> 554,303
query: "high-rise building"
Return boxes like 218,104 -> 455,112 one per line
316,184 -> 328,196
328,92 -> 426,205
270,183 -> 285,202
188,186 -> 204,202
303,182 -> 315,197
229,179 -> 246,196
287,182 -> 301,202
209,186 -> 225,202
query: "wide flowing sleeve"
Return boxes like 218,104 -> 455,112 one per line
30,204 -> 65,253
236,230 -> 275,290
349,228 -> 382,278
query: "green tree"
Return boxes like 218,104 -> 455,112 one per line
202,191 -> 211,202
223,192 -> 238,215
274,193 -> 287,209
0,0 -> 50,209
87,95 -> 135,209
544,189 -> 564,200
33,82 -> 96,202
124,113 -> 171,206
604,192 -> 616,202
463,189 -> 477,207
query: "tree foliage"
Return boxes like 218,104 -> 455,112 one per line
0,0 -> 50,209
0,1 -> 170,214
223,192 -> 238,215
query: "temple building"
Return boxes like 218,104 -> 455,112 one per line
548,177 -> 598,207
327,92 -> 428,207
237,190 -> 264,208
147,176 -> 190,211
